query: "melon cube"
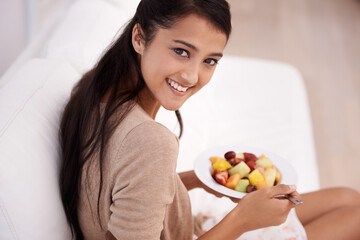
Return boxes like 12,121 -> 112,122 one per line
228,161 -> 251,178
225,173 -> 241,189
259,154 -> 267,159
210,156 -> 224,164
263,168 -> 276,186
255,181 -> 269,190
255,157 -> 273,168
275,171 -> 281,183
235,179 -> 249,193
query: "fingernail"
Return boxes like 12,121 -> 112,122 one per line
289,185 -> 297,191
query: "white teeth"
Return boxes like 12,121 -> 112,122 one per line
167,79 -> 188,92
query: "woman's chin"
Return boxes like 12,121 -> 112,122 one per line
162,106 -> 180,111
161,102 -> 184,112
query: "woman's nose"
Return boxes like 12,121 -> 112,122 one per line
180,64 -> 199,85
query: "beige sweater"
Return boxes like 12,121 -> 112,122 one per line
78,104 -> 195,239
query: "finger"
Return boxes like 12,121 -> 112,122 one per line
268,184 -> 297,197
289,190 -> 301,199
274,191 -> 301,200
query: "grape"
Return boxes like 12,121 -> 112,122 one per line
246,184 -> 256,193
224,151 -> 236,160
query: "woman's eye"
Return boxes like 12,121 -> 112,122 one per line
174,48 -> 189,57
204,58 -> 218,66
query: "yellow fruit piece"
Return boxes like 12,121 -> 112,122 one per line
209,156 -> 224,164
275,171 -> 281,183
248,169 -> 265,185
212,159 -> 232,172
255,181 -> 270,190
225,173 -> 241,189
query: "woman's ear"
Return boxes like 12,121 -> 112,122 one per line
132,24 -> 145,55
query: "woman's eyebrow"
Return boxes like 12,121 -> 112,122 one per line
173,39 -> 223,57
173,40 -> 197,50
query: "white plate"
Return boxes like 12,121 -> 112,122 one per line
194,145 -> 297,199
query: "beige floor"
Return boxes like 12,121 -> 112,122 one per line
226,0 -> 360,192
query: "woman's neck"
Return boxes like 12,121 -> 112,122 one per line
137,88 -> 161,119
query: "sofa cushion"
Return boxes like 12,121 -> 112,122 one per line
0,58 -> 80,240
44,0 -> 140,74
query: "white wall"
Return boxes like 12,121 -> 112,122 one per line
0,0 -> 26,78
0,0 -> 70,78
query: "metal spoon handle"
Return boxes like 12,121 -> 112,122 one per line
286,195 -> 303,205
274,194 -> 303,205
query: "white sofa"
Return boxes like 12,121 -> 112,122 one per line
0,0 -> 319,239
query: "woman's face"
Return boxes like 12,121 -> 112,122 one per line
133,14 -> 227,116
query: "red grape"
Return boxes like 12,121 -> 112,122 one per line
224,151 -> 236,160
246,184 -> 256,193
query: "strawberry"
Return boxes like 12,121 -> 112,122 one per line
246,160 -> 256,171
215,171 -> 229,186
244,152 -> 258,162
212,169 -> 219,178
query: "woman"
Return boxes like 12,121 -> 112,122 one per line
59,0 -> 360,239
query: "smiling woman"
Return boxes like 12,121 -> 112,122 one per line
134,14 -> 227,115
58,0 -> 360,240
59,1 -> 233,239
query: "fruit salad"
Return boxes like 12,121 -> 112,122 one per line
210,151 -> 281,193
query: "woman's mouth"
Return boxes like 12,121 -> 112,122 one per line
167,78 -> 189,92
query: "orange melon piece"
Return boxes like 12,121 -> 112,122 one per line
259,154 -> 267,159
210,156 -> 223,164
275,171 -> 281,183
255,181 -> 270,190
225,173 -> 241,189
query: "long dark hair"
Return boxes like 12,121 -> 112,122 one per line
59,0 -> 231,239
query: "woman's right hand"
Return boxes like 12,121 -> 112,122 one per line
232,184 -> 300,231
198,184 -> 300,240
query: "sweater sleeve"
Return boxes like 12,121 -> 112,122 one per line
107,120 -> 179,240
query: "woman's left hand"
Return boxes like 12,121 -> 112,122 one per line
178,170 -> 240,202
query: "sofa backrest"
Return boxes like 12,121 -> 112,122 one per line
0,0 -> 140,239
